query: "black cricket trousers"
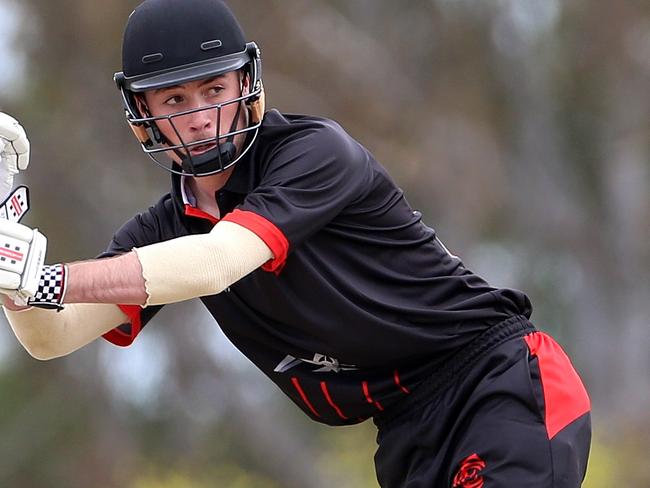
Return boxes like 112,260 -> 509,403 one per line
373,316 -> 591,487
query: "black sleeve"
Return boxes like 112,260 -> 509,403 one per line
235,120 -> 373,249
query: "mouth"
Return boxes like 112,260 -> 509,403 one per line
189,142 -> 218,156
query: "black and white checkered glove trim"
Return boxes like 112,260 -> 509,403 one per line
27,263 -> 67,311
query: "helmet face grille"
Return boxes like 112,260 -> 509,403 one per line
122,0 -> 246,83
127,83 -> 264,177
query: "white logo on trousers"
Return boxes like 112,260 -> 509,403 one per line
274,353 -> 358,373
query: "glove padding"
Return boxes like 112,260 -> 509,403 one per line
0,113 -> 30,199
0,218 -> 47,305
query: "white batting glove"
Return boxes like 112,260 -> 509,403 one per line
0,113 -> 30,199
0,218 -> 47,306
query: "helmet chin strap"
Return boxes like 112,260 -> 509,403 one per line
179,142 -> 236,175
180,100 -> 243,176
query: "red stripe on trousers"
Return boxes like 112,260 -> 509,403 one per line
394,370 -> 410,394
362,381 -> 384,412
320,381 -> 348,420
524,332 -> 591,439
291,377 -> 321,418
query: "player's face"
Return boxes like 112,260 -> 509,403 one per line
142,70 -> 247,161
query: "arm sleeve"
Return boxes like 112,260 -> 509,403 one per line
133,220 -> 273,306
3,303 -> 129,360
223,122 -> 373,273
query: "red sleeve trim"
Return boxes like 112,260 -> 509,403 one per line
524,332 -> 591,439
102,304 -> 143,347
222,209 -> 289,275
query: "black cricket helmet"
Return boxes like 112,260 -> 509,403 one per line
114,0 -> 265,176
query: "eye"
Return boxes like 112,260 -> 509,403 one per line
164,94 -> 184,106
206,85 -> 224,97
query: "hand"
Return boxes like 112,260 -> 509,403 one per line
0,218 -> 47,306
0,113 -> 30,199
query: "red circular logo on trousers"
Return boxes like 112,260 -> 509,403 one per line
452,453 -> 486,488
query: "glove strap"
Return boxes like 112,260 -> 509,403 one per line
28,263 -> 67,311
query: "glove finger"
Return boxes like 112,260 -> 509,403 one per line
0,114 -> 29,171
7,135 -> 30,172
0,113 -> 26,142
1,144 -> 28,172
9,132 -> 29,153
17,149 -> 30,171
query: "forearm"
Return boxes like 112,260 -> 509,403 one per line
65,251 -> 147,305
2,250 -> 147,308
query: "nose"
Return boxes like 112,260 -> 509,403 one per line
185,97 -> 215,134
187,109 -> 213,134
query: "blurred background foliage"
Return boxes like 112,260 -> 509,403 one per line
0,0 -> 648,486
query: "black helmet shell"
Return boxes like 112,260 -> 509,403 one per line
121,0 -> 249,92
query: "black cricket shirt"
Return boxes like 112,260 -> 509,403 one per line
99,109 -> 532,426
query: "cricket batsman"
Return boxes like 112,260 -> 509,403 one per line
0,0 -> 591,486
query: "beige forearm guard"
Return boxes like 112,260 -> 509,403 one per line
133,220 -> 273,306
3,303 -> 127,360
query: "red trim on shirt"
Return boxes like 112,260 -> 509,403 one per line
291,377 -> 321,418
362,381 -> 384,412
184,204 -> 219,225
222,209 -> 289,274
524,332 -> 591,439
102,304 -> 142,347
320,381 -> 349,420
393,370 -> 410,395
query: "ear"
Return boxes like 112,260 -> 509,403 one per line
249,81 -> 266,124
241,69 -> 265,124
127,94 -> 152,146
241,70 -> 251,96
